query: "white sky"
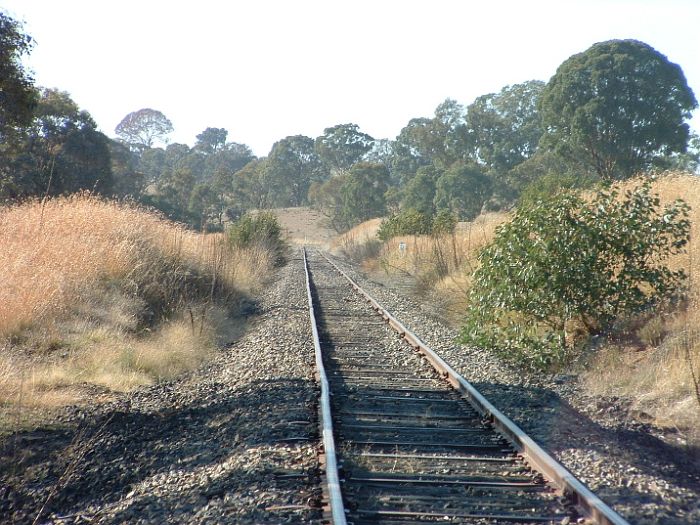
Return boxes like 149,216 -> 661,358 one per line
2,0 -> 699,156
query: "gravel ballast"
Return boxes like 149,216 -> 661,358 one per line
3,248 -> 699,525
326,252 -> 700,525
1,252 -> 322,524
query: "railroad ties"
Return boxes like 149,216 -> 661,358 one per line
304,250 -> 576,525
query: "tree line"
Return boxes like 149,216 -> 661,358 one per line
1,10 -> 698,232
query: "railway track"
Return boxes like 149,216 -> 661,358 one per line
303,249 -> 629,525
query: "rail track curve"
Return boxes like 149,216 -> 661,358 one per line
303,248 -> 629,525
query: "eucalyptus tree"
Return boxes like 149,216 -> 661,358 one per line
390,117 -> 439,183
115,108 -> 173,152
315,123 -> 374,174
195,127 -> 228,154
336,162 -> 390,230
233,158 -> 270,210
400,165 -> 443,216
1,88 -> 112,198
0,11 -> 36,138
466,80 -> 545,173
539,39 -> 697,180
433,163 -> 491,220
390,99 -> 469,183
266,135 -> 327,206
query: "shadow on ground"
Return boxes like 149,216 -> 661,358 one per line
472,381 -> 700,522
0,377 -> 319,524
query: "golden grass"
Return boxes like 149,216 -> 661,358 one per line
0,194 -> 275,426
0,308 -> 228,407
331,218 -> 385,265
333,218 -> 384,247
375,213 -> 510,319
380,213 -> 507,274
584,172 -> 700,435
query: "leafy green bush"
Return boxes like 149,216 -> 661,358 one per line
378,208 -> 457,241
227,212 -> 286,264
460,181 -> 690,371
378,209 -> 432,240
431,210 -> 457,236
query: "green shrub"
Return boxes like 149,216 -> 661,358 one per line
431,210 -> 457,236
378,209 -> 432,241
378,208 -> 456,241
227,212 -> 285,264
460,181 -> 690,371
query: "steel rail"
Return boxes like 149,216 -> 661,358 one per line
302,248 -> 347,525
317,250 -> 630,525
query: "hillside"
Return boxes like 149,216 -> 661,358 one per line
0,195 -> 277,427
272,206 -> 337,247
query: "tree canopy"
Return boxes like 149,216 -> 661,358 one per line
466,80 -> 544,173
266,135 -> 328,207
539,39 -> 698,180
2,20 -> 697,238
195,127 -> 228,154
115,108 -> 173,151
1,89 -> 112,198
314,123 -> 374,174
0,12 -> 36,138
433,163 -> 491,220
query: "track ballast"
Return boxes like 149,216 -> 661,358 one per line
305,250 -> 597,525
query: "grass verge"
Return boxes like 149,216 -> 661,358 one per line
0,194 -> 276,431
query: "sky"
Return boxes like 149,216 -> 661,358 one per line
2,0 -> 699,156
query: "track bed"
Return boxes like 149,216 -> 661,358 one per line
306,252 -> 577,525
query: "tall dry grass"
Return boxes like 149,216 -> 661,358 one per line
381,213 -> 507,276
584,173 -> 700,435
332,218 -> 384,264
0,194 -> 273,338
0,194 -> 275,425
371,213 -> 509,321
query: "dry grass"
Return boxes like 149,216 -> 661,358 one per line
584,172 -> 700,436
374,213 -> 509,319
0,306 -> 232,408
332,218 -> 384,264
0,194 -> 275,428
0,193 -> 274,338
381,213 -> 506,273
333,218 -> 384,246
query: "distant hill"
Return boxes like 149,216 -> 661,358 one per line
271,207 -> 337,247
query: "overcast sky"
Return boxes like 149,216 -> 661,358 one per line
3,0 -> 699,156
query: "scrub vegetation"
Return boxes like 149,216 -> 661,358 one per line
0,195 -> 278,428
339,173 -> 700,439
